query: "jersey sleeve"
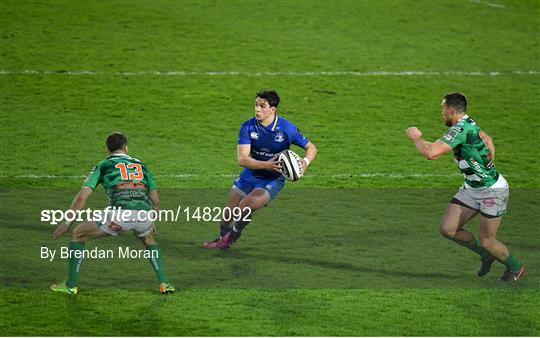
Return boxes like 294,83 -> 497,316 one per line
287,123 -> 309,148
83,162 -> 103,189
440,125 -> 467,148
237,121 -> 251,145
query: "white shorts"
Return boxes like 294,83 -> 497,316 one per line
451,174 -> 509,218
95,209 -> 154,237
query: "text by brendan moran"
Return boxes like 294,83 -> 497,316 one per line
40,246 -> 158,261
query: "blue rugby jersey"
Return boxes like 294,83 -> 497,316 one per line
237,115 -> 309,178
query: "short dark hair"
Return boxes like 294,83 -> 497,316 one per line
256,90 -> 280,108
443,92 -> 467,113
106,132 -> 127,152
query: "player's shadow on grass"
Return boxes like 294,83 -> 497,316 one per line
244,252 -> 460,280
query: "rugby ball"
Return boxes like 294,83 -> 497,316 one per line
278,150 -> 304,181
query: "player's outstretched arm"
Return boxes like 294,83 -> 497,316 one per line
302,141 -> 318,172
52,187 -> 93,239
237,144 -> 281,172
406,127 -> 452,160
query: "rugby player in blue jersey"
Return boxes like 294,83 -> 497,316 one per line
202,90 -> 318,249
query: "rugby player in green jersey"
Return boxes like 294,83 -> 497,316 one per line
406,92 -> 525,282
50,132 -> 174,294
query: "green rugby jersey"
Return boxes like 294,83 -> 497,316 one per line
83,154 -> 156,210
440,115 -> 499,188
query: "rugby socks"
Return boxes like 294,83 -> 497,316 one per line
146,244 -> 169,284
502,254 -> 523,271
66,241 -> 85,288
464,237 -> 492,260
227,219 -> 251,243
232,219 -> 250,233
219,220 -> 230,238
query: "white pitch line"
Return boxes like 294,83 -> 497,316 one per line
0,172 -> 516,179
469,0 -> 506,9
1,70 -> 539,77
2,173 -> 535,181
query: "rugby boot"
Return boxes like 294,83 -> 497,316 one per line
51,281 -> 78,295
477,256 -> 496,277
217,230 -> 241,249
202,237 -> 220,249
499,266 -> 526,283
159,282 -> 175,294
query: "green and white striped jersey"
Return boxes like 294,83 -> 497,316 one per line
440,115 -> 498,188
83,154 -> 156,210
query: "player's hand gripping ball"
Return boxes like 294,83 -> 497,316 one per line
278,150 -> 304,181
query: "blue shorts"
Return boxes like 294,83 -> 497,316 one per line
232,169 -> 285,200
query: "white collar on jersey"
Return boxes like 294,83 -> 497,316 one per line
257,115 -> 279,131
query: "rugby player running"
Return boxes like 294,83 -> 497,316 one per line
50,132 -> 175,294
406,92 -> 525,282
203,90 -> 318,249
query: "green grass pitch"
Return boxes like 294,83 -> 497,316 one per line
1,0 -> 539,336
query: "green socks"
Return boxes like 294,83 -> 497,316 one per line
66,241 -> 85,288
503,254 -> 523,271
146,244 -> 169,283
66,242 -> 170,287
462,238 -> 523,271
464,238 -> 491,260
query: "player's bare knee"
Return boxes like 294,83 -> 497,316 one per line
227,189 -> 243,208
439,225 -> 456,239
238,198 -> 254,211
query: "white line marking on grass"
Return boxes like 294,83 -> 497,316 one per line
0,174 -> 87,179
469,0 -> 506,9
329,173 -> 461,178
2,172 -> 526,180
1,173 -> 535,184
1,70 -> 538,77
